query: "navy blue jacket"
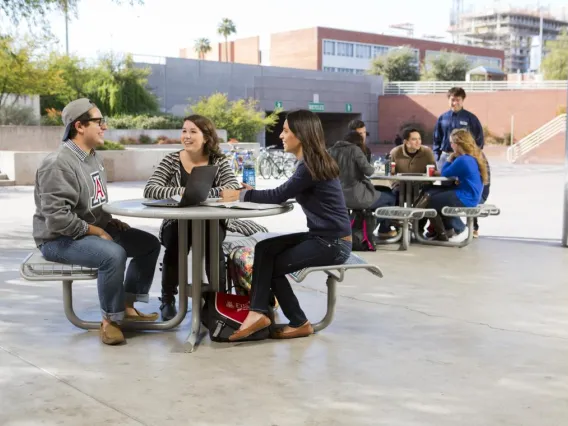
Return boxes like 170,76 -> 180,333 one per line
433,109 -> 484,157
242,161 -> 351,237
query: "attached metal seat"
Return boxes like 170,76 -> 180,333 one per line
287,253 -> 383,332
374,207 -> 438,250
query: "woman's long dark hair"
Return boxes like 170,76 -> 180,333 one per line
343,130 -> 368,155
286,110 -> 339,181
183,114 -> 224,159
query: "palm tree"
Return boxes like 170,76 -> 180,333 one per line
217,18 -> 237,62
194,38 -> 212,60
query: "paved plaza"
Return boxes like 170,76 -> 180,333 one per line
1,164 -> 568,425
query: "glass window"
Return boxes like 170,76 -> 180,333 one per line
356,44 -> 372,59
337,42 -> 354,57
323,40 -> 335,56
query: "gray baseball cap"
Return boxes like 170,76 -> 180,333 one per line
61,98 -> 97,141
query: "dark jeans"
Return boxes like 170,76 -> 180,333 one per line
39,222 -> 161,322
160,220 -> 227,298
473,185 -> 491,231
250,232 -> 352,327
369,190 -> 397,233
426,188 -> 466,233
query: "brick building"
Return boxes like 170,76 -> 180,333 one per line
180,27 -> 505,75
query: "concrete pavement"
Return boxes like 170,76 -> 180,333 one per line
1,165 -> 568,425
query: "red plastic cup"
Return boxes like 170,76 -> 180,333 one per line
426,165 -> 435,177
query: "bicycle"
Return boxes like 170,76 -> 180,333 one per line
227,146 -> 254,175
257,146 -> 296,179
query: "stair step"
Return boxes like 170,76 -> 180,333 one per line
0,179 -> 15,186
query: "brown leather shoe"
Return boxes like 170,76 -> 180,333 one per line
124,308 -> 159,322
100,322 -> 125,345
272,321 -> 314,339
229,314 -> 271,341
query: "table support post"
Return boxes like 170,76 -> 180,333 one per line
209,219 -> 220,292
183,219 -> 205,352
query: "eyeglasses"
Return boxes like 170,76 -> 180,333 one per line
85,117 -> 106,126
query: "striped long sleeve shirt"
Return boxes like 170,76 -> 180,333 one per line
144,151 -> 268,240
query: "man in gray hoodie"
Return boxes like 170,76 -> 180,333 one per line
33,98 -> 161,345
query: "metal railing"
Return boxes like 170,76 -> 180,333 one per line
383,80 -> 568,95
506,114 -> 567,163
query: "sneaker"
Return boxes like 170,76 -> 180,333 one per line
379,230 -> 398,239
159,297 -> 177,321
473,230 -> 479,238
424,230 -> 436,240
100,322 -> 125,345
449,228 -> 469,243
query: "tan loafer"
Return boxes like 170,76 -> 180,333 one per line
271,321 -> 314,339
100,322 -> 125,345
124,308 -> 159,322
229,315 -> 271,341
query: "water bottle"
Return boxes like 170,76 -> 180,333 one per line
384,154 -> 391,176
242,158 -> 256,188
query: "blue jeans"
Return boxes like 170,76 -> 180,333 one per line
370,190 -> 397,233
250,232 -> 352,327
426,188 -> 466,233
39,223 -> 161,322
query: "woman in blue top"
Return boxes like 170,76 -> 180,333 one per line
420,128 -> 488,241
221,110 -> 352,341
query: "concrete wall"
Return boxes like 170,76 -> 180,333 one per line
0,126 -> 228,151
0,142 -> 261,184
378,90 -> 567,143
138,56 -> 383,144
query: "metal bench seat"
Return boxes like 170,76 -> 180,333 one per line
19,250 -> 181,331
20,250 -> 97,280
413,204 -> 501,248
374,207 -> 438,251
287,253 -> 383,332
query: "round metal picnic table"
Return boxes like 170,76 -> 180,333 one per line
370,174 -> 456,206
103,199 -> 293,352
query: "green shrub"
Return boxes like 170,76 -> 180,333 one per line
138,134 -> 153,144
40,108 -> 63,126
119,136 -> 138,145
96,140 -> 125,150
156,135 -> 179,144
107,114 -> 183,130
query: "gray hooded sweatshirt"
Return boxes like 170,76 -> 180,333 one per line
33,141 -> 112,246
328,140 -> 379,209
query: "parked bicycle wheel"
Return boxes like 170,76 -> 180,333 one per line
270,158 -> 285,179
258,158 -> 273,179
282,159 -> 296,178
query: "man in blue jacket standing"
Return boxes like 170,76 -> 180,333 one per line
433,87 -> 484,170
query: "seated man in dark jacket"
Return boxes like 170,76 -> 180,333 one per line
329,131 -> 396,238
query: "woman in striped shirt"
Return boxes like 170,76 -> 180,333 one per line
144,115 -> 267,321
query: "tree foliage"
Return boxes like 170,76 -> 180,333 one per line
0,0 -> 143,25
39,52 -> 158,115
194,38 -> 212,60
0,35 -> 63,108
217,18 -> 236,62
422,50 -> 470,81
368,47 -> 420,81
541,29 -> 568,80
188,92 -> 281,141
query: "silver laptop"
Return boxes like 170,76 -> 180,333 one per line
142,165 -> 218,208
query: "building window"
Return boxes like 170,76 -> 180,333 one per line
355,44 -> 372,59
323,40 -> 335,56
372,45 -> 390,57
337,42 -> 354,57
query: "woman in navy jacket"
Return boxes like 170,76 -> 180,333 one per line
222,110 -> 352,341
